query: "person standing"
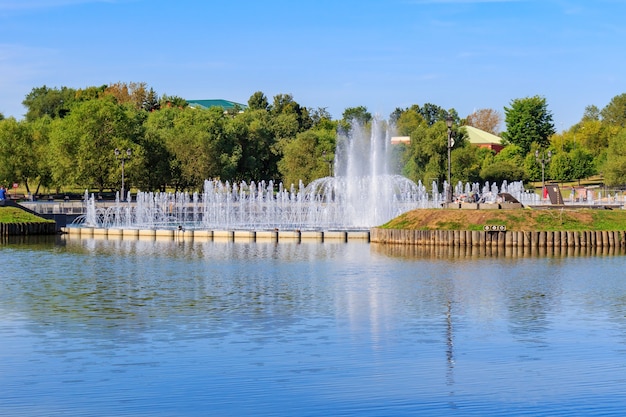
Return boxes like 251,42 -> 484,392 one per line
0,185 -> 6,201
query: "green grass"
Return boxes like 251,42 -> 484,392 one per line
381,208 -> 626,231
0,207 -> 53,223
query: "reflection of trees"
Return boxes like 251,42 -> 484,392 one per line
3,238 -> 353,347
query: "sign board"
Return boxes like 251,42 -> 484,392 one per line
546,184 -> 564,205
12,183 -> 18,189
483,225 -> 506,231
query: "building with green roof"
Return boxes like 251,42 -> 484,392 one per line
464,126 -> 504,154
186,99 -> 248,112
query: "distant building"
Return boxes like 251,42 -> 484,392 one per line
464,126 -> 504,154
390,136 -> 411,145
187,99 -> 248,112
390,126 -> 504,154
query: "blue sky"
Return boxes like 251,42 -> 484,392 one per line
1,0 -> 625,130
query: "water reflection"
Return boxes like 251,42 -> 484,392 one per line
371,242 -> 626,259
2,236 -> 626,416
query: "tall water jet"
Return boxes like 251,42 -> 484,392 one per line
306,117 -> 426,227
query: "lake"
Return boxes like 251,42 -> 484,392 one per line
1,235 -> 626,416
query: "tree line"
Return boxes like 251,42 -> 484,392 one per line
1,81 -> 626,196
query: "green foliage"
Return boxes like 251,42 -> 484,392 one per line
278,128 -> 335,185
248,91 -> 269,111
502,95 -> 555,154
0,207 -> 53,223
601,93 -> 626,127
548,151 -> 572,181
480,160 -> 526,184
49,99 -> 139,192
569,147 -> 596,184
22,85 -> 77,121
603,128 -> 626,186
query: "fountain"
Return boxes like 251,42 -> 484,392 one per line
80,118 -> 531,231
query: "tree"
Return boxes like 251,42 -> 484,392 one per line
161,107 -> 238,188
603,128 -> 626,186
548,151 -> 572,182
278,128 -> 336,185
502,95 -> 555,154
247,91 -> 269,111
402,120 -> 464,188
22,85 -> 77,121
228,109 -> 278,181
569,147 -> 595,185
49,100 -> 138,192
103,81 -> 150,110
419,103 -> 447,126
581,104 -> 600,122
394,105 -> 426,136
143,88 -> 160,112
465,108 -> 502,135
342,106 -> 372,125
480,161 -> 526,184
600,93 -> 626,127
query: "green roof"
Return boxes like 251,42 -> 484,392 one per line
464,125 -> 503,145
186,99 -> 248,111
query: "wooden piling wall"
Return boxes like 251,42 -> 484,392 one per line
0,222 -> 57,236
370,228 -> 626,248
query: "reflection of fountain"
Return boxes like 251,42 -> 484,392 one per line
80,118 -> 531,230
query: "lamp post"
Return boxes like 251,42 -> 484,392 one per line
535,149 -> 551,200
322,151 -> 333,177
115,148 -> 131,201
446,116 -> 454,202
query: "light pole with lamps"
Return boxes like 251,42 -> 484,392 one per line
535,149 -> 551,200
322,151 -> 333,177
115,148 -> 132,201
446,116 -> 454,202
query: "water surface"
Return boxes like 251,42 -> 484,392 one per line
1,236 -> 626,416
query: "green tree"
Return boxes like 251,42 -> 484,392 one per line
49,99 -> 138,192
247,91 -> 269,111
603,128 -> 626,186
600,93 -> 626,127
22,85 -> 77,121
0,117 -> 52,194
143,88 -> 160,112
228,109 -> 278,180
569,147 -> 595,185
278,128 -> 336,185
402,121 -> 463,188
548,151 -> 572,182
502,95 -> 555,154
342,106 -> 372,125
480,160 -> 526,184
394,105 -> 426,136
163,107 -> 238,188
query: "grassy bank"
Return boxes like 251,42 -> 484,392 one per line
381,208 -> 626,231
0,206 -> 53,224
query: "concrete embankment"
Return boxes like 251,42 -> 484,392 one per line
61,227 -> 371,243
371,228 -> 626,248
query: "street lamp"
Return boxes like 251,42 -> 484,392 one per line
535,149 -> 552,200
115,148 -> 132,201
322,151 -> 333,177
446,116 -> 454,202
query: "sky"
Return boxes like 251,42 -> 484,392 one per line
1,0 -> 625,131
